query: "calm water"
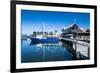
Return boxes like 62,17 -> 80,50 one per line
21,39 -> 75,63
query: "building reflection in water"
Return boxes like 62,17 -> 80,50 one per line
21,38 -> 89,63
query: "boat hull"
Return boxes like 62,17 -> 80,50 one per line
30,37 -> 59,44
41,38 -> 59,43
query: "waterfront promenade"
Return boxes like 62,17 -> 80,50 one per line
60,37 -> 90,58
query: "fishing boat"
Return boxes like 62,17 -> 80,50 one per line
29,24 -> 59,44
40,37 -> 59,43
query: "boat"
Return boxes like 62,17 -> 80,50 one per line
29,24 -> 59,44
29,35 -> 59,44
40,37 -> 59,43
30,37 -> 40,44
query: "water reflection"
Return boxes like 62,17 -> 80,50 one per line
21,39 -> 73,63
61,41 -> 76,59
21,39 -> 87,63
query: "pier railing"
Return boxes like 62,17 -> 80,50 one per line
60,37 -> 90,59
60,38 -> 90,47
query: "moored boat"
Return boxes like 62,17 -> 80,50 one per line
29,37 -> 59,44
29,23 -> 59,44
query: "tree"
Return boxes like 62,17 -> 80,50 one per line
49,32 -> 53,35
33,31 -> 37,36
54,30 -> 57,34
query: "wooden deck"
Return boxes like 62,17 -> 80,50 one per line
60,37 -> 90,58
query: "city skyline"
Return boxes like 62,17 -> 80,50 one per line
21,10 -> 90,35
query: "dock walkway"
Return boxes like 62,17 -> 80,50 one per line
60,37 -> 90,58
60,37 -> 90,47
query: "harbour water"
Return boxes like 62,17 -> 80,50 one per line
21,38 -> 88,63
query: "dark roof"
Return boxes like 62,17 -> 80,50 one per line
86,29 -> 90,32
62,24 -> 83,33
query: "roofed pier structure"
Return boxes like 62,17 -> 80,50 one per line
61,24 -> 90,59
61,24 -> 90,42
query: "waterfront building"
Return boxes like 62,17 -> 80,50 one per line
61,24 -> 90,42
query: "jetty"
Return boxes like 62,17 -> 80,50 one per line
61,23 -> 90,59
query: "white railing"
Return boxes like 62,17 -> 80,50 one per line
60,37 -> 90,58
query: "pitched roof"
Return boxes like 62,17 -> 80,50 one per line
62,24 -> 83,33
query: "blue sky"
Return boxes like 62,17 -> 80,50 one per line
21,10 -> 90,35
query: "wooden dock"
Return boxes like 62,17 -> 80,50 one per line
60,38 -> 90,47
60,37 -> 90,59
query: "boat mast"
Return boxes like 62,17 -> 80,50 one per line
42,23 -> 44,37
